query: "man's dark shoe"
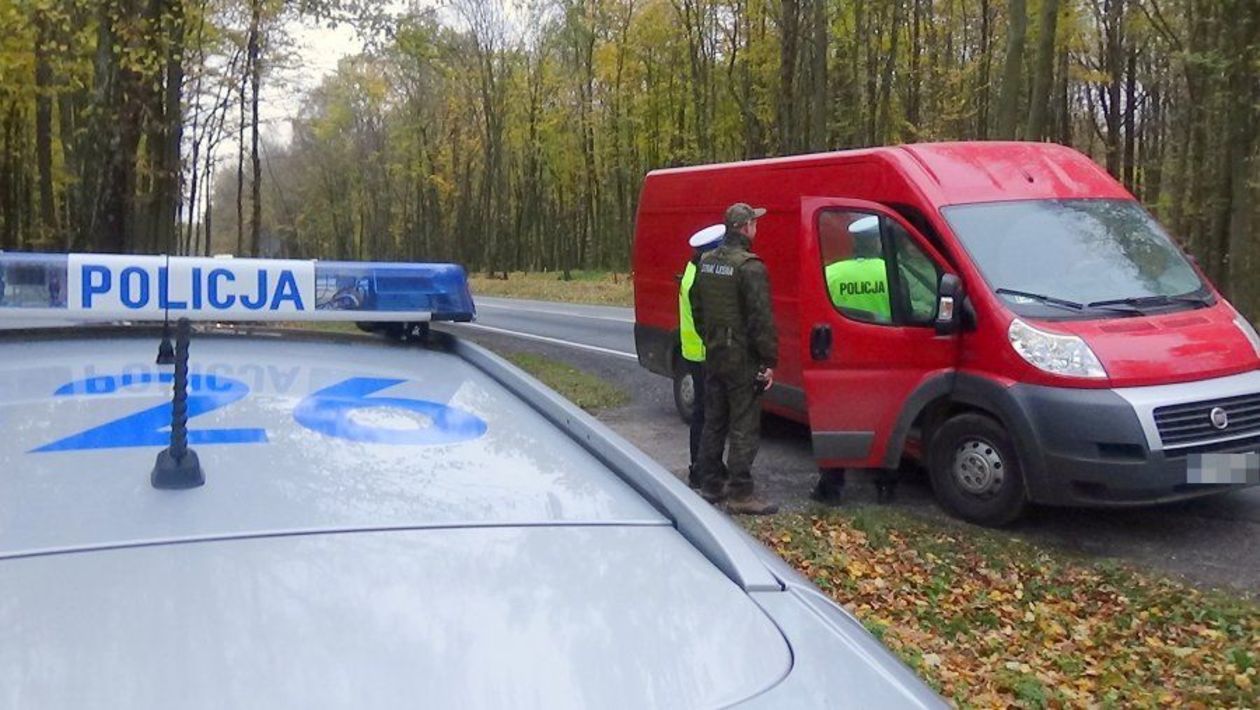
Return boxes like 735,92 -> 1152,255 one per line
724,494 -> 779,516
809,468 -> 846,506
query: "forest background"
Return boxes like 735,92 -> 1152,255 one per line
0,0 -> 1257,311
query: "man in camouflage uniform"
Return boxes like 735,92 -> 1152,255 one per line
689,203 -> 780,515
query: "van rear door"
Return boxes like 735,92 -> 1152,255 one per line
798,197 -> 960,468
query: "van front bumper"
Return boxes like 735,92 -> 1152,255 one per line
1003,371 -> 1260,507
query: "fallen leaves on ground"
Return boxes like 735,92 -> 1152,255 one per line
743,508 -> 1260,709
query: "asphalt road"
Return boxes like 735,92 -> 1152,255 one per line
444,297 -> 1260,598
466,296 -> 638,360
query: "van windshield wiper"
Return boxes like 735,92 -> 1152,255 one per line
995,288 -> 1085,312
997,288 -> 1147,317
1087,293 -> 1212,310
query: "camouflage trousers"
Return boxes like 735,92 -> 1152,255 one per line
696,363 -> 762,499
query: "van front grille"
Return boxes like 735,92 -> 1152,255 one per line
1164,433 -> 1260,458
1154,393 -> 1260,449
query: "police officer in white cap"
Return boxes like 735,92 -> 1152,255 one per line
679,223 -> 725,488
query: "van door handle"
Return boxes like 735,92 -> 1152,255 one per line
810,324 -> 832,361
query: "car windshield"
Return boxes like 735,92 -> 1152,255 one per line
942,199 -> 1209,317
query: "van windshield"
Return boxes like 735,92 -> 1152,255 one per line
942,199 -> 1210,318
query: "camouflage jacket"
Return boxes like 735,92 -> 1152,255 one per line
689,230 -> 779,371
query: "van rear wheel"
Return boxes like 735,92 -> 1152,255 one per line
928,413 -> 1026,526
673,365 -> 696,424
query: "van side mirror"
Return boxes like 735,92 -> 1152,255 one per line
936,274 -> 964,336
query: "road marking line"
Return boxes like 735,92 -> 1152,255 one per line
476,301 -> 635,323
456,322 -> 639,361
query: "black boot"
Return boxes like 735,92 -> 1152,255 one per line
687,464 -> 703,490
809,468 -> 846,506
875,471 -> 898,504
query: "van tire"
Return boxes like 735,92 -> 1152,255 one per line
673,365 -> 696,424
927,413 -> 1026,526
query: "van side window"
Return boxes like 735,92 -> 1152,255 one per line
817,209 -> 941,327
886,220 -> 942,324
818,210 -> 894,324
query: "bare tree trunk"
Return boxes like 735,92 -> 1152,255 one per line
779,0 -> 800,153
1122,45 -> 1137,190
1102,0 -> 1125,175
236,56 -> 245,255
159,0 -> 185,253
1143,77 -> 1164,204
34,7 -> 58,244
248,0 -> 262,256
907,0 -> 923,138
1025,0 -> 1059,140
1,103 -> 17,249
810,0 -> 828,150
1224,0 -> 1258,309
996,0 -> 1027,138
1055,35 -> 1071,144
876,0 -> 903,143
977,0 -> 993,138
94,0 -> 147,254
674,0 -> 713,160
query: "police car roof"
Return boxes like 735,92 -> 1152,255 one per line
0,257 -> 946,708
0,328 -> 664,557
0,327 -> 799,708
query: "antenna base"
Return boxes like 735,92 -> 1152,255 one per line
156,337 -> 175,365
151,448 -> 205,489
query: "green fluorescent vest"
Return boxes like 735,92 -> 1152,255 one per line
825,258 -> 891,320
679,260 -> 705,362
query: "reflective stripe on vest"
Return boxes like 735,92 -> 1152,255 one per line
825,258 -> 891,319
679,260 -> 705,362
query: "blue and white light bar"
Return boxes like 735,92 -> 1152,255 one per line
0,253 -> 476,323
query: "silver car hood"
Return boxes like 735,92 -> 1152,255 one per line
0,525 -> 791,709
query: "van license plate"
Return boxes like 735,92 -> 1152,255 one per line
1186,452 -> 1260,484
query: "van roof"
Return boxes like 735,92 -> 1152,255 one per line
645,141 -> 1131,206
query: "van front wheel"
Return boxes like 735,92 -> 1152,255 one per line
928,413 -> 1026,526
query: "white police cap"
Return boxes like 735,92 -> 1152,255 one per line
688,224 -> 726,249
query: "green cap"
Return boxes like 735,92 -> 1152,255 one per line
724,202 -> 767,229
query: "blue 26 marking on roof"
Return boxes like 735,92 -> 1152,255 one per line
294,377 -> 488,445
35,373 -> 267,452
31,373 -> 488,452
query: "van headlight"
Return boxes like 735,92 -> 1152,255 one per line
1008,318 -> 1107,379
1232,314 -> 1260,358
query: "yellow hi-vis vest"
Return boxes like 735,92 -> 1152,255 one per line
679,260 -> 705,362
825,258 -> 892,321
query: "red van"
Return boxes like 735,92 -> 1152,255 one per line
632,142 -> 1260,525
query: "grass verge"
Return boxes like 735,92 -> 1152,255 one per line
270,327 -> 629,413
743,507 -> 1259,708
469,271 -> 633,307
506,352 -> 630,412
274,321 -> 363,335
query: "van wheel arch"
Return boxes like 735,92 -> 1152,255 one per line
921,401 -> 1003,445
